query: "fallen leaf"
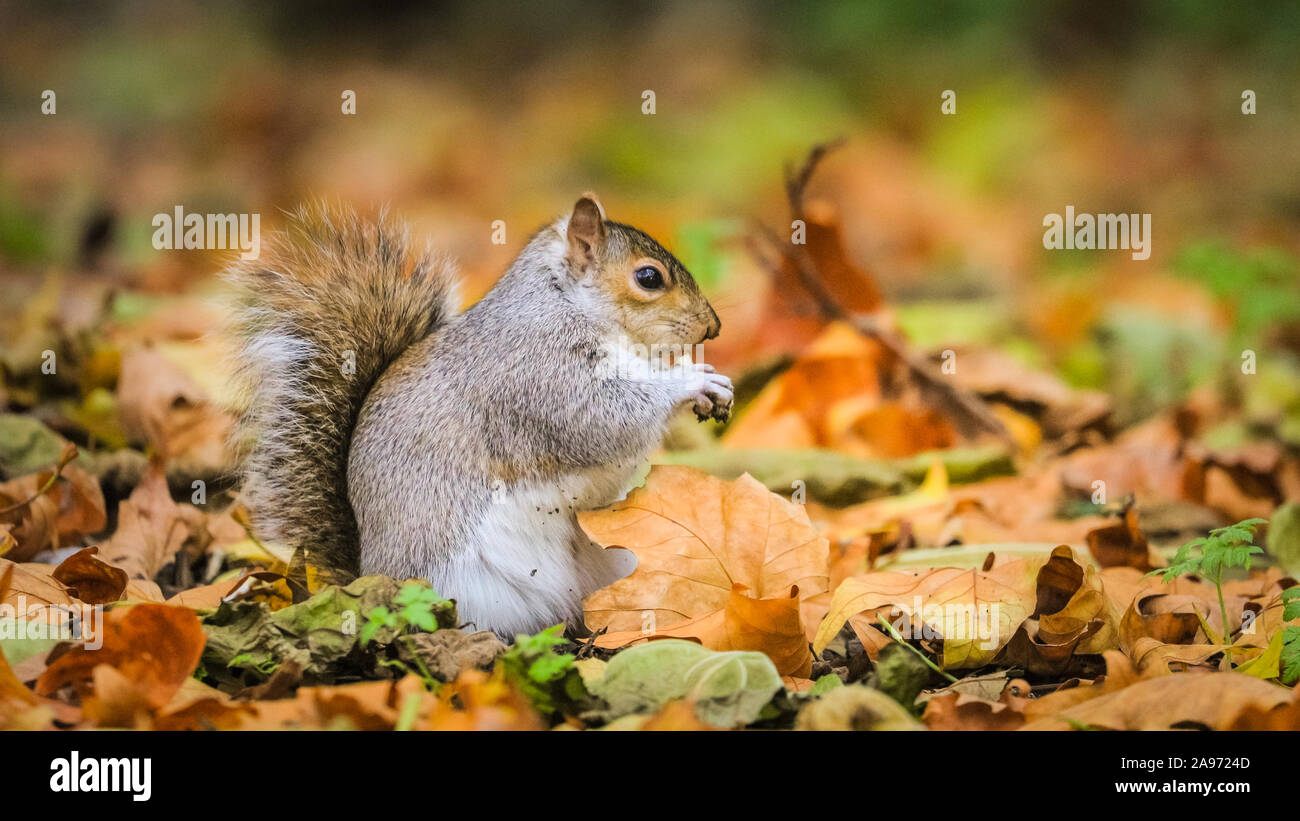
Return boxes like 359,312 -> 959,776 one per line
814,555 -> 1041,668
586,639 -> 783,728
116,346 -> 235,472
51,546 -> 127,604
722,323 -> 887,450
165,575 -> 248,609
794,684 -> 923,730
637,699 -> 719,730
99,459 -> 209,581
0,567 -> 41,707
923,691 -> 1025,730
35,603 -> 206,714
0,440 -> 105,565
581,466 -> 828,674
1023,670 -> 1293,730
1086,506 -> 1159,571
0,558 -> 77,612
396,630 -> 506,682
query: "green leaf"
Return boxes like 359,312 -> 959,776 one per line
360,606 -> 397,645
1282,587 -> 1300,623
794,684 -> 924,731
808,674 -> 843,697
1148,518 -> 1267,581
1281,626 -> 1300,687
871,641 -> 933,713
0,618 -> 67,667
497,625 -> 585,716
200,575 -> 456,687
586,639 -> 783,728
528,652 -> 573,684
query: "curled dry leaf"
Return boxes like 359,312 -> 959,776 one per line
580,466 -> 828,677
99,459 -> 209,581
794,684 -> 923,731
816,546 -> 1119,671
0,451 -> 105,563
35,603 -> 207,715
1085,506 -> 1160,571
814,554 -> 1040,669
51,546 -> 128,604
922,691 -> 1026,730
996,548 -> 1121,676
164,574 -> 249,609
0,558 -> 77,613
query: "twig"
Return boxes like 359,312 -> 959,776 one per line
0,442 -> 78,516
784,138 -> 846,216
877,615 -> 959,684
750,142 -> 1013,445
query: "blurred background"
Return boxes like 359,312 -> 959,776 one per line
2,0 -> 1299,555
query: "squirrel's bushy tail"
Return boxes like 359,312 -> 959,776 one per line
225,204 -> 457,578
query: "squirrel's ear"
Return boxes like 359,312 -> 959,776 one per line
565,194 -> 607,268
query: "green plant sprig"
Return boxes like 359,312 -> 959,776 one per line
1148,518 -> 1266,646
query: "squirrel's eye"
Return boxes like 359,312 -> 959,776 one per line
635,265 -> 665,290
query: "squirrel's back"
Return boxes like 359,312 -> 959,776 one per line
225,204 -> 458,578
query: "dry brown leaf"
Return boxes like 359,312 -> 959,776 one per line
1021,650 -> 1140,724
1227,692 -> 1300,730
0,472 -> 61,562
592,584 -> 814,677
53,465 -> 108,541
426,669 -> 546,730
99,459 -> 209,581
834,400 -> 959,459
638,698 -> 720,730
116,346 -> 235,471
35,603 -> 206,713
1085,506 -> 1159,571
819,546 -> 1118,672
0,558 -> 77,613
1022,671 -> 1293,730
722,323 -> 888,450
813,554 -> 1043,669
744,198 -> 884,359
580,466 -> 828,675
1127,637 -> 1224,674
152,678 -> 253,730
923,691 -> 1026,730
234,671 -> 544,731
1118,590 -> 1205,655
991,546 -> 1119,675
0,445 -> 105,563
51,546 -> 128,604
165,575 -> 247,609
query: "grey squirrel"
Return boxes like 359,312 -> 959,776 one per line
226,196 -> 732,636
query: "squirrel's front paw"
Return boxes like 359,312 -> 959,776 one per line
689,364 -> 733,423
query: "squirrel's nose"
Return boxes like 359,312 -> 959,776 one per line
703,307 -> 721,341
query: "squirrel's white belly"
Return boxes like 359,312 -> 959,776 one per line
437,466 -> 639,636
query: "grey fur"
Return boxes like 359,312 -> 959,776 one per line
226,204 -> 457,578
229,203 -> 730,635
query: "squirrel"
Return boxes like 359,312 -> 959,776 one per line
226,196 -> 732,637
